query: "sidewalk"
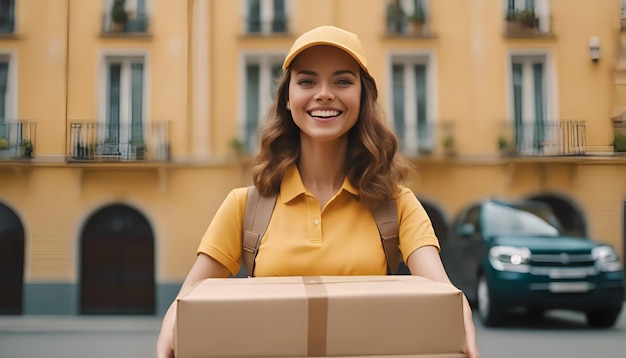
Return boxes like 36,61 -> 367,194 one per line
0,316 -> 162,358
0,315 -> 162,333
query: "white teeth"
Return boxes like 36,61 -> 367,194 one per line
310,110 -> 340,118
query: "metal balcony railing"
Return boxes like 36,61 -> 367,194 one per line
0,121 -> 37,160
102,12 -> 150,34
68,121 -> 170,162
396,120 -> 456,157
245,18 -> 288,35
503,0 -> 552,37
499,120 -> 586,156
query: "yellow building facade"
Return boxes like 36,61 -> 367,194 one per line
0,0 -> 624,316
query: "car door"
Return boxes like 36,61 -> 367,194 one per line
440,204 -> 483,302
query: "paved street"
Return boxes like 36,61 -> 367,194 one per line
0,316 -> 161,358
476,304 -> 626,358
0,303 -> 625,358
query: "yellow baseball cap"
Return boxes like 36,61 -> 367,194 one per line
282,25 -> 369,74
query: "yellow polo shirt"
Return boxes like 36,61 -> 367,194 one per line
197,165 -> 440,276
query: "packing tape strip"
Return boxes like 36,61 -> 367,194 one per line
303,276 -> 328,357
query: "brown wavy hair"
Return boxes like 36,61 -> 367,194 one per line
249,68 -> 412,206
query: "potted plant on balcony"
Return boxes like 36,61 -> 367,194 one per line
0,137 -> 8,150
442,135 -> 456,157
613,133 -> 626,153
229,137 -> 246,159
111,0 -> 128,32
518,9 -> 538,34
505,9 -> 521,34
408,6 -> 426,35
19,139 -> 33,159
497,136 -> 510,155
0,137 -> 10,158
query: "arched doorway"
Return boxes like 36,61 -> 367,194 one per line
396,198 -> 448,275
80,204 -> 155,315
0,203 -> 25,315
526,194 -> 586,237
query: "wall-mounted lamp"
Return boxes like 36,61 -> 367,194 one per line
589,36 -> 601,62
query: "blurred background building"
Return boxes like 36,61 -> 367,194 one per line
0,0 -> 625,317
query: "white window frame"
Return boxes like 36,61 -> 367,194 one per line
240,0 -> 290,34
238,52 -> 285,151
98,50 -> 151,150
0,51 -> 17,123
386,51 -> 438,156
506,49 -> 558,154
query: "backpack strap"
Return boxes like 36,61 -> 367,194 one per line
371,199 -> 401,275
241,186 -> 400,276
242,186 -> 277,277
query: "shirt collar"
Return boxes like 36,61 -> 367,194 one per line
280,164 -> 359,203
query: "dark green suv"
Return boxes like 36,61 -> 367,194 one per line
440,199 -> 625,327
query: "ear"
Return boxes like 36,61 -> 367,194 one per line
286,100 -> 291,110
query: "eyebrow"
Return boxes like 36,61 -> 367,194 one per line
295,69 -> 358,77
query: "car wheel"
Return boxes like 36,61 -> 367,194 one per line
585,308 -> 622,328
477,274 -> 503,327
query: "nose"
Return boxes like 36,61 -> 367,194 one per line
314,83 -> 335,102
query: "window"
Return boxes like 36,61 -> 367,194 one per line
101,57 -> 146,158
0,0 -> 14,33
389,55 -> 433,155
0,60 -> 8,139
242,55 -> 283,152
246,0 -> 288,34
510,54 -> 553,154
0,53 -> 15,145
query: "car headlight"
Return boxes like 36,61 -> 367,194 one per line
592,246 -> 622,272
488,246 -> 531,273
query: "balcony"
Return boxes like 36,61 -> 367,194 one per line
503,0 -> 552,38
0,121 -> 37,160
67,121 -> 170,162
386,0 -> 432,38
498,120 -> 586,156
397,121 -> 457,158
101,11 -> 150,36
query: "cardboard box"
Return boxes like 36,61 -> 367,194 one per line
175,275 -> 465,358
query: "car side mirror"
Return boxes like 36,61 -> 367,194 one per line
457,223 -> 475,238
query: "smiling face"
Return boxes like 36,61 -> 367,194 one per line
286,45 -> 362,143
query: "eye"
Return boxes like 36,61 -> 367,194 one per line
297,79 -> 314,86
335,78 -> 353,85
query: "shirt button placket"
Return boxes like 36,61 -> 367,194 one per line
307,195 -> 322,243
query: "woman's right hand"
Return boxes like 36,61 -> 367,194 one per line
156,254 -> 232,357
156,302 -> 176,358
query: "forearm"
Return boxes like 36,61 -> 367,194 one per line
157,301 -> 177,358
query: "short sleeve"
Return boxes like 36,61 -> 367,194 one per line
396,187 -> 441,262
196,187 -> 249,275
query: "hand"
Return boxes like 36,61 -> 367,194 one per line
156,302 -> 176,358
461,295 -> 480,358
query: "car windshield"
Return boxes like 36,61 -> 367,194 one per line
482,201 -> 561,238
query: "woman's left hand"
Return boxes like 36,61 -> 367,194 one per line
406,246 -> 480,358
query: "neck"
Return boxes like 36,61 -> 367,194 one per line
298,136 -> 348,197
